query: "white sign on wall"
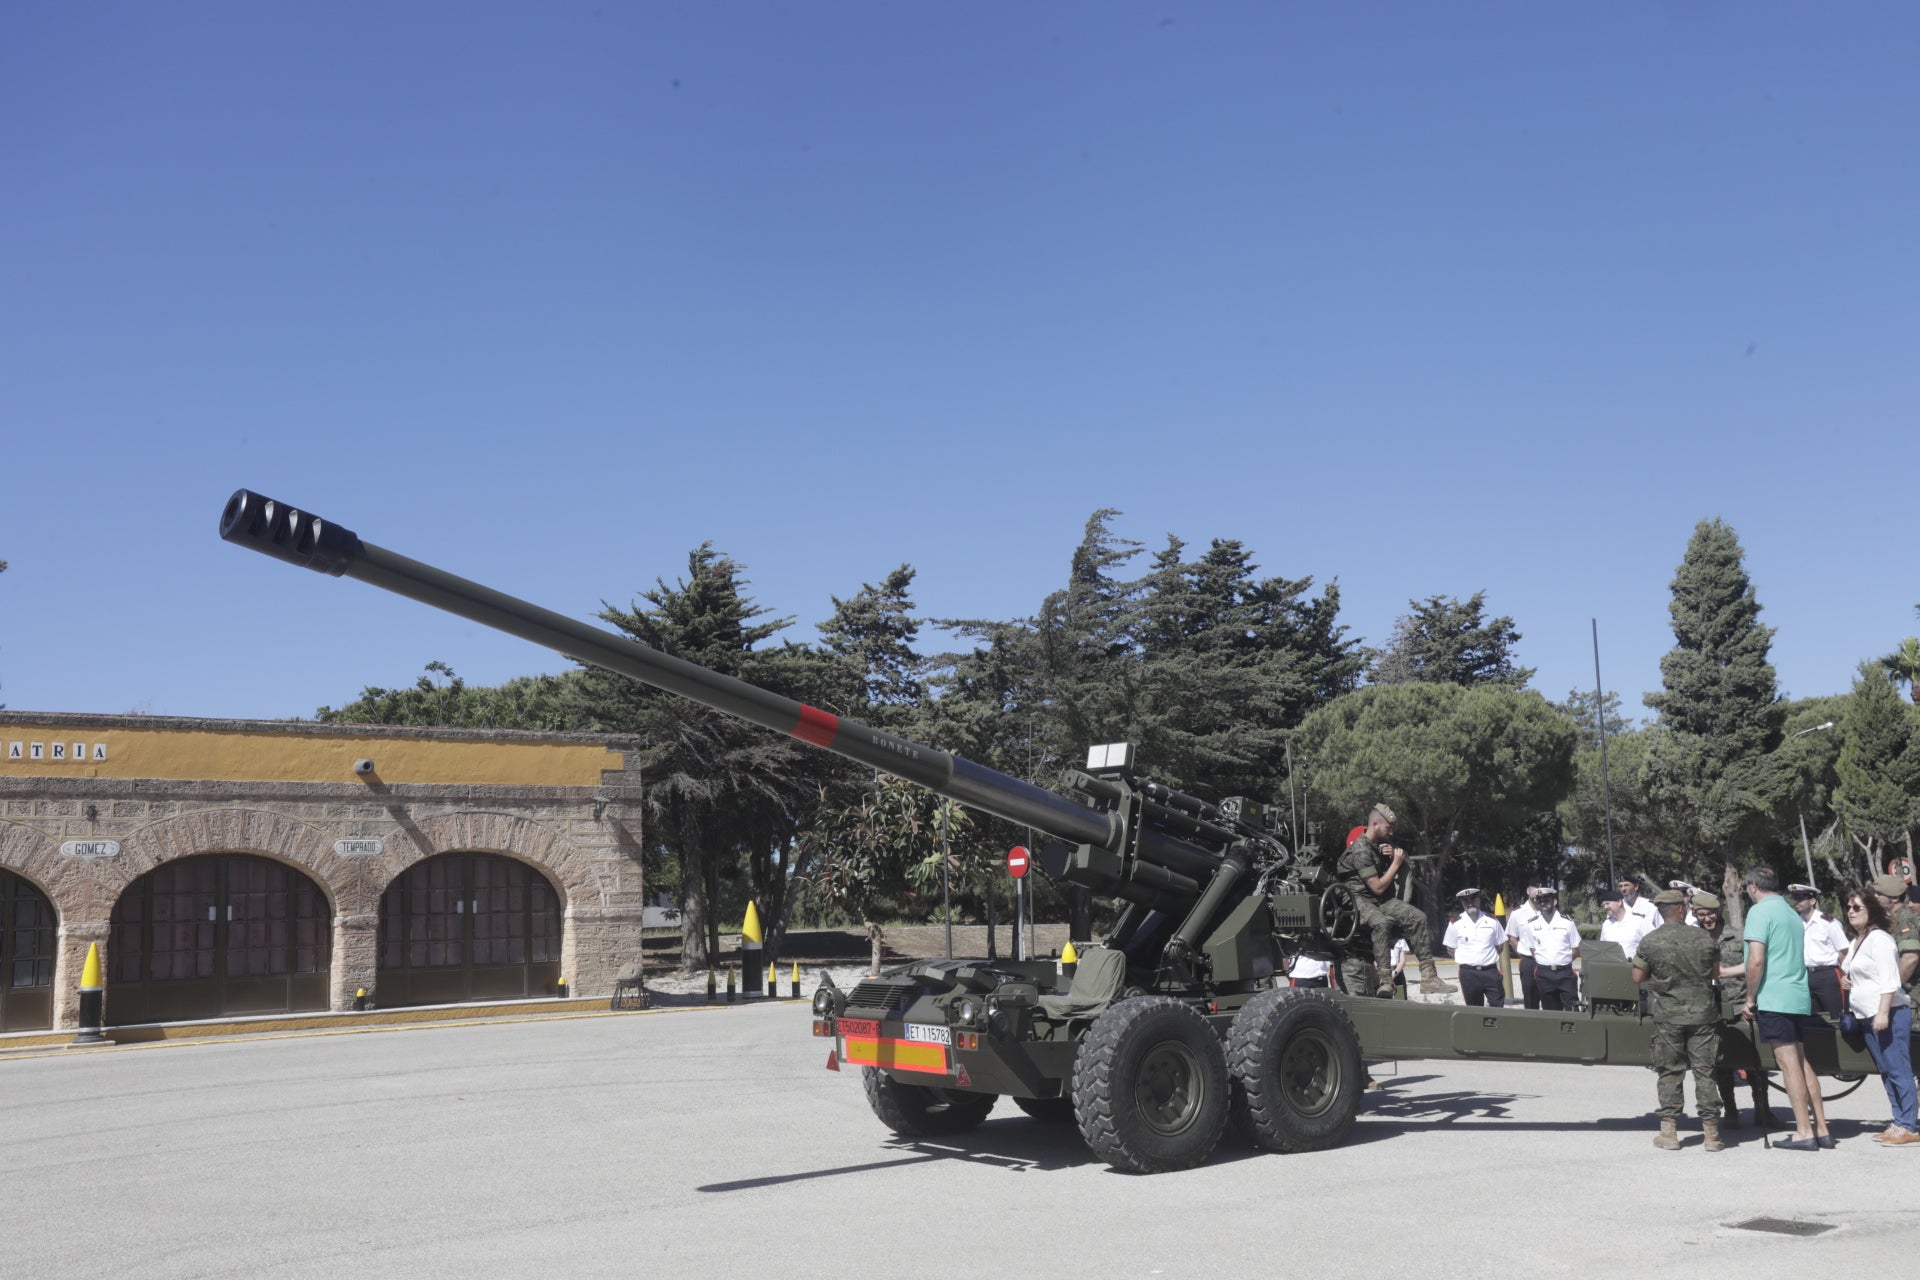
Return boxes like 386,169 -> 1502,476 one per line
333,838 -> 385,857
7,741 -> 108,763
61,840 -> 122,859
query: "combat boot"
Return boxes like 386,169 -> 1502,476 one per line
1418,960 -> 1457,996
1653,1119 -> 1680,1151
1701,1119 -> 1724,1152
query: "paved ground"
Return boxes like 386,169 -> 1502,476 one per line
4,1005 -> 1915,1278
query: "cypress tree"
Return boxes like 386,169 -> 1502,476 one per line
1642,518 -> 1785,919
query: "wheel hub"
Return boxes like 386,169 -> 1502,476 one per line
1278,1028 -> 1339,1116
1136,1042 -> 1204,1134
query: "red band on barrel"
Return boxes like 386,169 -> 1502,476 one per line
791,703 -> 839,748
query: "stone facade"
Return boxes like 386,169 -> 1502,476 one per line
0,711 -> 643,1029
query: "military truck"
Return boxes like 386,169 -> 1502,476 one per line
220,489 -> 1910,1174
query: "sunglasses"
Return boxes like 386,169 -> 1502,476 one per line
1847,903 -> 1868,912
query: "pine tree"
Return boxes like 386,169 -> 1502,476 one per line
1134,536 -> 1363,799
1642,519 -> 1786,920
1371,592 -> 1534,689
814,565 -> 926,729
1834,662 -> 1920,869
571,545 -> 821,970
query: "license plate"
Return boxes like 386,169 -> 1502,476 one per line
903,1023 -> 951,1046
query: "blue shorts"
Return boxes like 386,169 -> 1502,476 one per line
1756,1010 -> 1808,1045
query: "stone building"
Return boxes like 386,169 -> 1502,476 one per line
0,710 -> 643,1032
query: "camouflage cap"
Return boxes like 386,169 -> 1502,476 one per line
1652,889 -> 1688,907
1872,874 -> 1911,899
1691,891 -> 1721,910
1369,803 -> 1397,825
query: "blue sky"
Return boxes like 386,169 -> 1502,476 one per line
3,4 -> 1913,729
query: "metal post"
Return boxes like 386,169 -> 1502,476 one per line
1798,809 -> 1818,890
1787,722 -> 1836,889
1285,738 -> 1301,857
1014,871 -> 1025,962
941,802 -> 953,961
1592,619 -> 1618,887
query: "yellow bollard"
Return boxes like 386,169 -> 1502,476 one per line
767,960 -> 779,999
726,967 -> 736,1004
790,961 -> 801,1000
741,903 -> 765,997
72,942 -> 107,1045
707,968 -> 717,1002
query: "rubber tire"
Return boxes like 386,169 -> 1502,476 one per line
1074,996 -> 1229,1174
1227,988 -> 1363,1153
1013,1095 -> 1077,1123
861,1068 -> 997,1136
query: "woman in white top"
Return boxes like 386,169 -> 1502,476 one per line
1841,888 -> 1918,1144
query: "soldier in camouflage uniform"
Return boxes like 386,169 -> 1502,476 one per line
1336,805 -> 1454,998
1692,892 -> 1773,1129
1871,874 -> 1920,1001
1632,889 -> 1723,1151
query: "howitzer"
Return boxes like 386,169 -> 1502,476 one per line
216,489 -> 1318,993
220,490 -> 1916,1173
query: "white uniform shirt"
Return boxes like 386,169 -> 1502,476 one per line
1390,938 -> 1410,973
1507,902 -> 1543,957
1521,913 -> 1581,966
1621,895 -> 1660,930
1802,910 -> 1849,967
1287,953 -> 1329,982
1599,912 -> 1654,959
1443,912 -> 1507,966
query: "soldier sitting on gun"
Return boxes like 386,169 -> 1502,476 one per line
1337,804 -> 1456,998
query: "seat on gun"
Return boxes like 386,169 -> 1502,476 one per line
1036,946 -> 1129,1021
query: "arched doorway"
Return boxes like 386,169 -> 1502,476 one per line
377,853 -> 562,1006
1,870 -> 57,1031
107,855 -> 332,1024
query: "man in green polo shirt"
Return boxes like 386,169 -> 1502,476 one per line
1741,864 -> 1830,1150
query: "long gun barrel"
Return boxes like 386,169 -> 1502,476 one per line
219,489 -> 1222,881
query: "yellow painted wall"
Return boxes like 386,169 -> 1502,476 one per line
0,724 -> 621,787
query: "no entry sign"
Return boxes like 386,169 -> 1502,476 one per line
1007,845 -> 1030,878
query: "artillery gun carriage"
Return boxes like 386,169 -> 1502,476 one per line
220,489 -> 1909,1173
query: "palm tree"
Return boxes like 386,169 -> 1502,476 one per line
1881,636 -> 1920,706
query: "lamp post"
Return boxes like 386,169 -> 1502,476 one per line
1790,721 -> 1836,888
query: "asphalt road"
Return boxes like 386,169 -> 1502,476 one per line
4,1006 -> 1915,1278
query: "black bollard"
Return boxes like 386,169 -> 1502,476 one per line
72,943 -> 107,1046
